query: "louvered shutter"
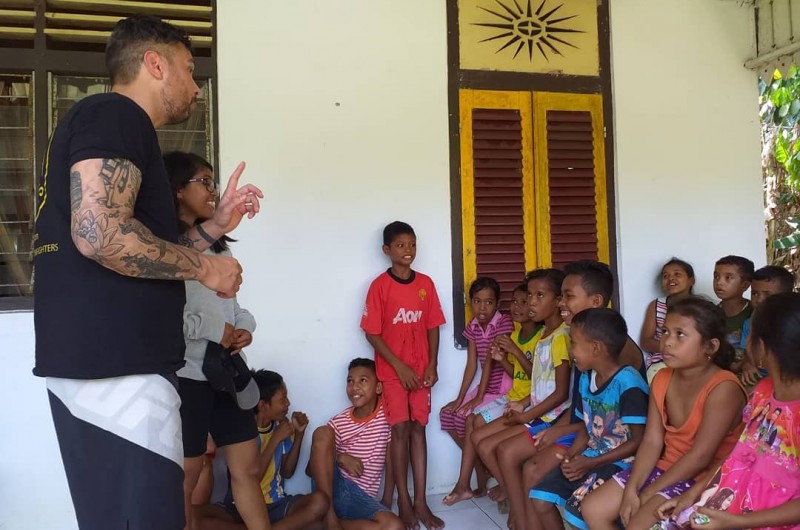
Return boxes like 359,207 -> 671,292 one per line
460,90 -> 535,318
472,108 -> 526,309
0,2 -> 35,46
546,110 -> 599,270
533,92 -> 609,270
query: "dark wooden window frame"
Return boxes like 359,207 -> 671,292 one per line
446,0 -> 617,347
0,1 -> 219,312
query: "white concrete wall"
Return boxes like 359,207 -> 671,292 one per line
0,1 -> 765,529
610,0 -> 765,338
213,0 -> 455,497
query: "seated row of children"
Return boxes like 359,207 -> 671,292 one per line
436,258 -> 799,530
185,215 -> 797,530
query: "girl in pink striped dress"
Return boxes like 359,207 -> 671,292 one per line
440,277 -> 514,450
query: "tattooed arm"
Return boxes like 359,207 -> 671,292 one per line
70,158 -> 242,296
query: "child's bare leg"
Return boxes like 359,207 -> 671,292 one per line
530,499 -> 562,530
410,421 -> 444,530
308,426 -> 345,530
496,432 -> 539,530
339,511 -> 404,530
521,447 -> 562,530
624,494 -> 671,530
183,455 -> 205,530
443,414 -> 481,506
474,422 -> 523,501
272,492 -> 329,530
391,421 -> 418,530
224,439 -> 271,530
579,479 -> 623,530
443,429 -> 464,449
381,448 -> 395,509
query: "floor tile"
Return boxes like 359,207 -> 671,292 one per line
430,504 -> 502,529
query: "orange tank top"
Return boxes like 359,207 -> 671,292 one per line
654,367 -> 745,473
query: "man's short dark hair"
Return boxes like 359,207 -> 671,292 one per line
106,15 -> 192,85
563,260 -> 614,304
715,255 -> 755,281
570,308 -> 628,359
383,221 -> 415,246
348,358 -> 376,372
753,265 -> 795,293
251,369 -> 284,404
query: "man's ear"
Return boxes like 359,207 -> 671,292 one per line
376,381 -> 383,395
742,280 -> 752,293
381,244 -> 390,257
142,49 -> 166,81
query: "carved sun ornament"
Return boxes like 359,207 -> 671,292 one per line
473,0 -> 585,61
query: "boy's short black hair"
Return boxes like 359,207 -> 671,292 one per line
251,369 -> 284,403
563,260 -> 613,304
752,265 -> 795,292
348,358 -> 376,372
570,308 -> 628,359
715,255 -> 755,281
106,15 -> 192,85
382,221 -> 415,246
524,268 -> 565,296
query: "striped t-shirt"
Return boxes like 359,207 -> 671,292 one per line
463,311 -> 515,394
328,400 -> 391,497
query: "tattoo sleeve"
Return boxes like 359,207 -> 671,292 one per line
69,158 -> 205,280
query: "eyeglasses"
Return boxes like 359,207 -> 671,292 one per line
187,177 -> 217,193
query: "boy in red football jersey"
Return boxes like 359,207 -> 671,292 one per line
361,221 -> 446,530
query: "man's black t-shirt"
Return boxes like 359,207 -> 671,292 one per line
33,93 -> 186,379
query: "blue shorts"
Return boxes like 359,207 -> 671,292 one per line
524,419 -> 577,448
329,467 -> 390,521
529,463 -> 623,530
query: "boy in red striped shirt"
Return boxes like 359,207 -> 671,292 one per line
309,358 -> 403,530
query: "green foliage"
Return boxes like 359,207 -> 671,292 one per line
763,68 -> 800,189
762,68 -> 800,252
774,216 -> 800,249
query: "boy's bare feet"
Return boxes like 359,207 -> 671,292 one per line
414,501 -> 445,530
488,484 -> 507,502
472,486 -> 487,498
441,485 -> 473,506
398,498 -> 420,530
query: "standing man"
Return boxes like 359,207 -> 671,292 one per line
32,16 -> 264,530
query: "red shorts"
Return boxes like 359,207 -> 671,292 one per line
381,379 -> 431,426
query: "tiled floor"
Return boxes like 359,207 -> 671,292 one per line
417,493 -> 508,530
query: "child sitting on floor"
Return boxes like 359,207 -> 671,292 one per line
308,358 -> 403,530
